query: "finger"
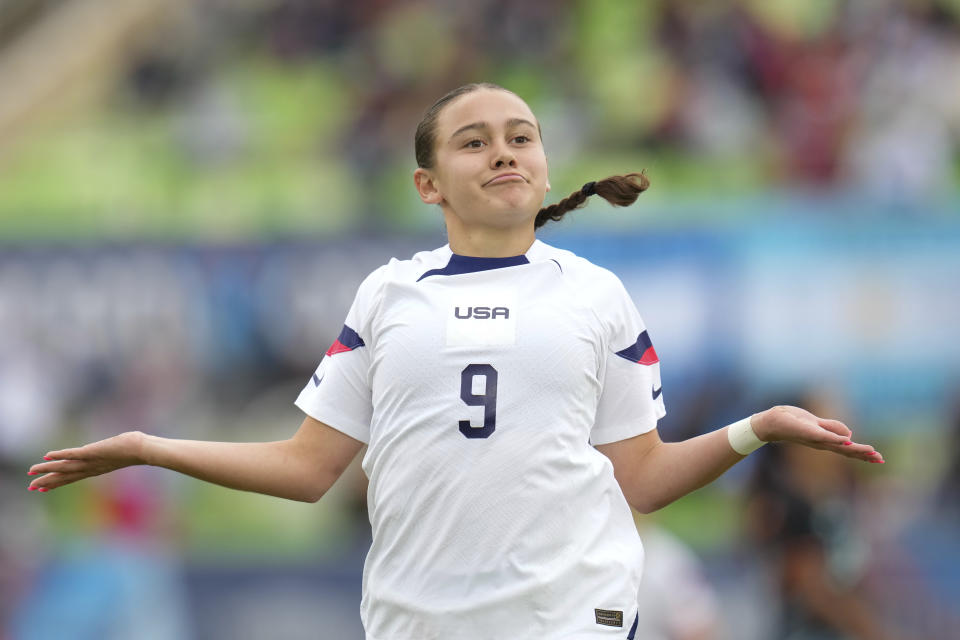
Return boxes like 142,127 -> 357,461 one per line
847,449 -> 883,462
43,446 -> 90,461
846,442 -> 882,462
28,460 -> 88,475
831,442 -> 883,463
813,427 -> 850,447
839,441 -> 872,453
816,418 -> 852,439
28,471 -> 92,492
821,437 -> 875,454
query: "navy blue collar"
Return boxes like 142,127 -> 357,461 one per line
417,253 -> 530,282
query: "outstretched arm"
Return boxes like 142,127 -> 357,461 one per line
596,405 -> 883,514
26,416 -> 364,503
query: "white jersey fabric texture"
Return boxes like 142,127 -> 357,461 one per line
295,239 -> 666,640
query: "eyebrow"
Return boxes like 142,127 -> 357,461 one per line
449,118 -> 539,141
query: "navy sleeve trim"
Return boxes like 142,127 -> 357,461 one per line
614,330 -> 659,365
325,325 -> 365,356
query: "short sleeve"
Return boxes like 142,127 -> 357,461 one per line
590,273 -> 666,445
294,266 -> 385,444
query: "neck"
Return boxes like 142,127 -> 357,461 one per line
443,213 -> 536,258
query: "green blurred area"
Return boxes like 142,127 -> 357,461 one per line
0,61 -> 362,240
5,0 -> 956,241
0,81 -> 787,242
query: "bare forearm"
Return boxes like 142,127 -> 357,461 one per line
143,435 -> 321,502
29,417 -> 362,499
600,406 -> 882,514
621,427 -> 744,513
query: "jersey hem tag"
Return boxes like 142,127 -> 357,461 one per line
594,609 -> 624,627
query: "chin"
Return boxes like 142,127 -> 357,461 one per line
490,191 -> 540,215
484,207 -> 538,230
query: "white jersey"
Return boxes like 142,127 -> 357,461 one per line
295,239 -> 665,640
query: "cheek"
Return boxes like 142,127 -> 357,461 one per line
433,160 -> 471,197
528,161 -> 550,193
525,151 -> 549,181
442,155 -> 483,183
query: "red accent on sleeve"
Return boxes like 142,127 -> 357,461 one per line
325,340 -> 352,357
638,346 -> 659,365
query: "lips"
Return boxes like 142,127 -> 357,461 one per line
484,173 -> 526,186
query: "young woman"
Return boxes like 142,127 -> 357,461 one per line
26,83 -> 884,639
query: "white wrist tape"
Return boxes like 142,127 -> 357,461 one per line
727,416 -> 766,455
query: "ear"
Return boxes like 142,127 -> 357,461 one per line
414,168 -> 443,205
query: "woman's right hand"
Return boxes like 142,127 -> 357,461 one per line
26,430 -> 148,492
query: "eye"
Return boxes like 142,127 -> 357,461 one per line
464,139 -> 485,149
512,135 -> 530,144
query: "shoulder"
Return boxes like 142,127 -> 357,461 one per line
354,244 -> 453,295
533,242 -> 646,342
532,240 -> 627,300
346,246 -> 450,325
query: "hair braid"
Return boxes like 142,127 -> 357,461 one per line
534,190 -> 590,229
534,172 -> 650,229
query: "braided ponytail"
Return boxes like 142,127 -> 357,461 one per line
534,172 -> 650,229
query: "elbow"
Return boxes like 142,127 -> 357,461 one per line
628,491 -> 674,515
632,498 -> 667,515
282,489 -> 317,503
298,487 -> 329,504
632,502 -> 657,515
299,472 -> 339,503
618,475 -> 670,514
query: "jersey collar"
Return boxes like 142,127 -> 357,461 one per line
417,239 -> 545,282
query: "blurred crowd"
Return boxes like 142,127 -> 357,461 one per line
134,0 -> 960,197
1,0 -> 959,235
1,1 -> 960,639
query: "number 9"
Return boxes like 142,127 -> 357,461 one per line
459,364 -> 498,439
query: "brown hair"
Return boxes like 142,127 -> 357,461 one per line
414,84 -> 650,228
534,172 -> 650,229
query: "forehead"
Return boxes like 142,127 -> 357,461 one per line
437,89 -> 538,138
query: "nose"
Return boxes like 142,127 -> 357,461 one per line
491,143 -> 517,169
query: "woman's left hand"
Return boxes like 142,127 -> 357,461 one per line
750,405 -> 884,464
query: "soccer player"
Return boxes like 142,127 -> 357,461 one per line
26,83 -> 885,639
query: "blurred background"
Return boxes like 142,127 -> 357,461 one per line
1,0 -> 959,638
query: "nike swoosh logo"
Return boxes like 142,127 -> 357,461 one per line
652,386 -> 662,400
313,373 -> 324,387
